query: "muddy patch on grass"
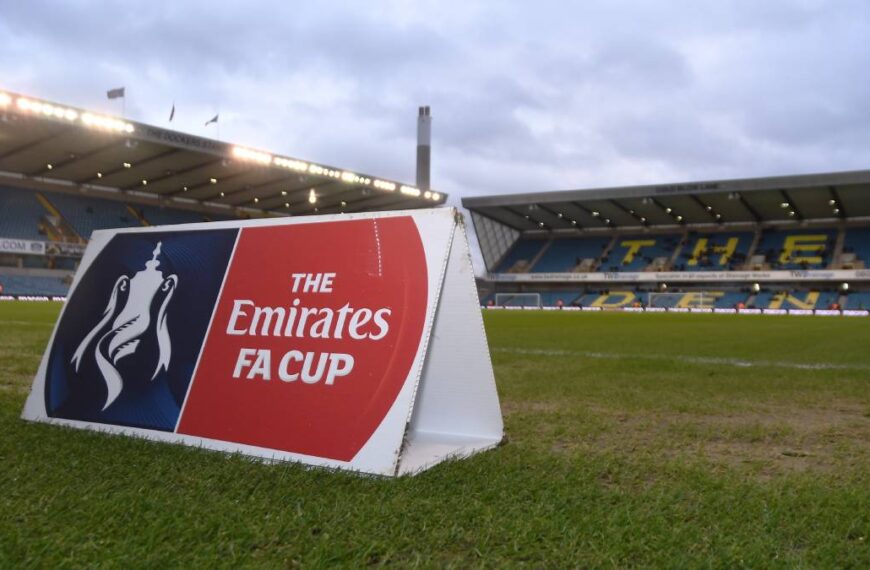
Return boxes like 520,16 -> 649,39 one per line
536,403 -> 870,478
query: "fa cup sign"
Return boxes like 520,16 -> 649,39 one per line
22,208 -> 503,476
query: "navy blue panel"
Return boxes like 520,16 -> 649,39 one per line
45,228 -> 238,431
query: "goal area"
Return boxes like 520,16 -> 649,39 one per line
494,292 -> 542,308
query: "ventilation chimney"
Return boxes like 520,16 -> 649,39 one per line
416,106 -> 431,190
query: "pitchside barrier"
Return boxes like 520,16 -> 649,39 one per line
22,208 -> 503,477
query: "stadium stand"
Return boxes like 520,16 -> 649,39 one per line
533,237 -> 611,272
840,227 -> 870,269
0,273 -> 70,296
753,228 -> 837,270
44,192 -> 142,238
751,290 -> 839,310
0,89 -> 446,297
677,231 -> 753,271
0,186 -> 49,241
138,206 -> 209,227
496,239 -> 547,273
844,292 -> 870,310
603,234 -> 681,272
465,169 -> 870,316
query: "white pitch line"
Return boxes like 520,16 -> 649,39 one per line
0,319 -> 55,327
493,346 -> 870,372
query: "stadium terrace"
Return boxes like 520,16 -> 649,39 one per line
463,169 -> 870,313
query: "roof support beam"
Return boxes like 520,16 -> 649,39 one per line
829,186 -> 847,219
734,193 -> 762,223
781,189 -> 803,220
0,131 -> 69,162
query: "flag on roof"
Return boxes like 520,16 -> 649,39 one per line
107,87 -> 125,99
205,114 -> 219,126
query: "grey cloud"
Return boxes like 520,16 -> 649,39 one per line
1,0 -> 870,201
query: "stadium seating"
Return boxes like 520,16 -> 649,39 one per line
0,274 -> 69,296
751,290 -> 839,310
139,206 -> 209,227
601,234 -> 681,272
844,292 -> 870,310
532,237 -> 611,272
754,229 -> 836,269
44,192 -> 142,238
496,238 -> 547,272
0,186 -> 48,240
675,232 -> 754,271
841,228 -> 870,268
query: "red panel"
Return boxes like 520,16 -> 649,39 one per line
178,217 -> 428,461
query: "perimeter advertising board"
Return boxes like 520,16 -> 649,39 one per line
22,208 -> 503,476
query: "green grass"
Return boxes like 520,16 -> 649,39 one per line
2,304 -> 869,567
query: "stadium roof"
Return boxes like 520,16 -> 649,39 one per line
462,169 -> 870,231
0,89 -> 445,218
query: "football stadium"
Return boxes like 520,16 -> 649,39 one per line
2,89 -> 869,567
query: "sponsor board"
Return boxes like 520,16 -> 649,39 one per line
0,237 -> 45,255
491,269 -> 870,283
814,309 -> 841,317
844,310 -> 869,317
22,208 -> 503,476
0,236 -> 85,257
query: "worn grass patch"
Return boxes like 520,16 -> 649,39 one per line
1,304 -> 868,567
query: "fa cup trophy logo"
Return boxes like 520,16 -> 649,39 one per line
71,242 -> 178,410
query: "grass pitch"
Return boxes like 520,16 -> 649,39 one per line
1,303 -> 869,567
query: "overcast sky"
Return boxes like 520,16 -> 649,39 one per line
2,0 -> 869,205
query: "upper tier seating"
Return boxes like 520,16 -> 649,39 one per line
841,228 -> 870,269
45,193 -> 142,238
533,237 -> 611,273
675,231 -> 754,271
601,234 -> 681,272
754,229 -> 836,269
496,239 -> 547,273
0,186 -> 48,240
138,206 -> 209,227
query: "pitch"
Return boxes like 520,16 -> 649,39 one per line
1,304 -> 868,566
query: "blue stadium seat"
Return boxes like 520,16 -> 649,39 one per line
841,228 -> 870,266
752,290 -> 838,309
755,229 -> 836,269
0,186 -> 48,240
44,192 -> 142,238
844,292 -> 870,310
140,206 -> 208,227
532,237 -> 611,272
496,239 -> 547,272
677,232 -> 754,271
602,234 -> 681,272
0,274 -> 70,296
